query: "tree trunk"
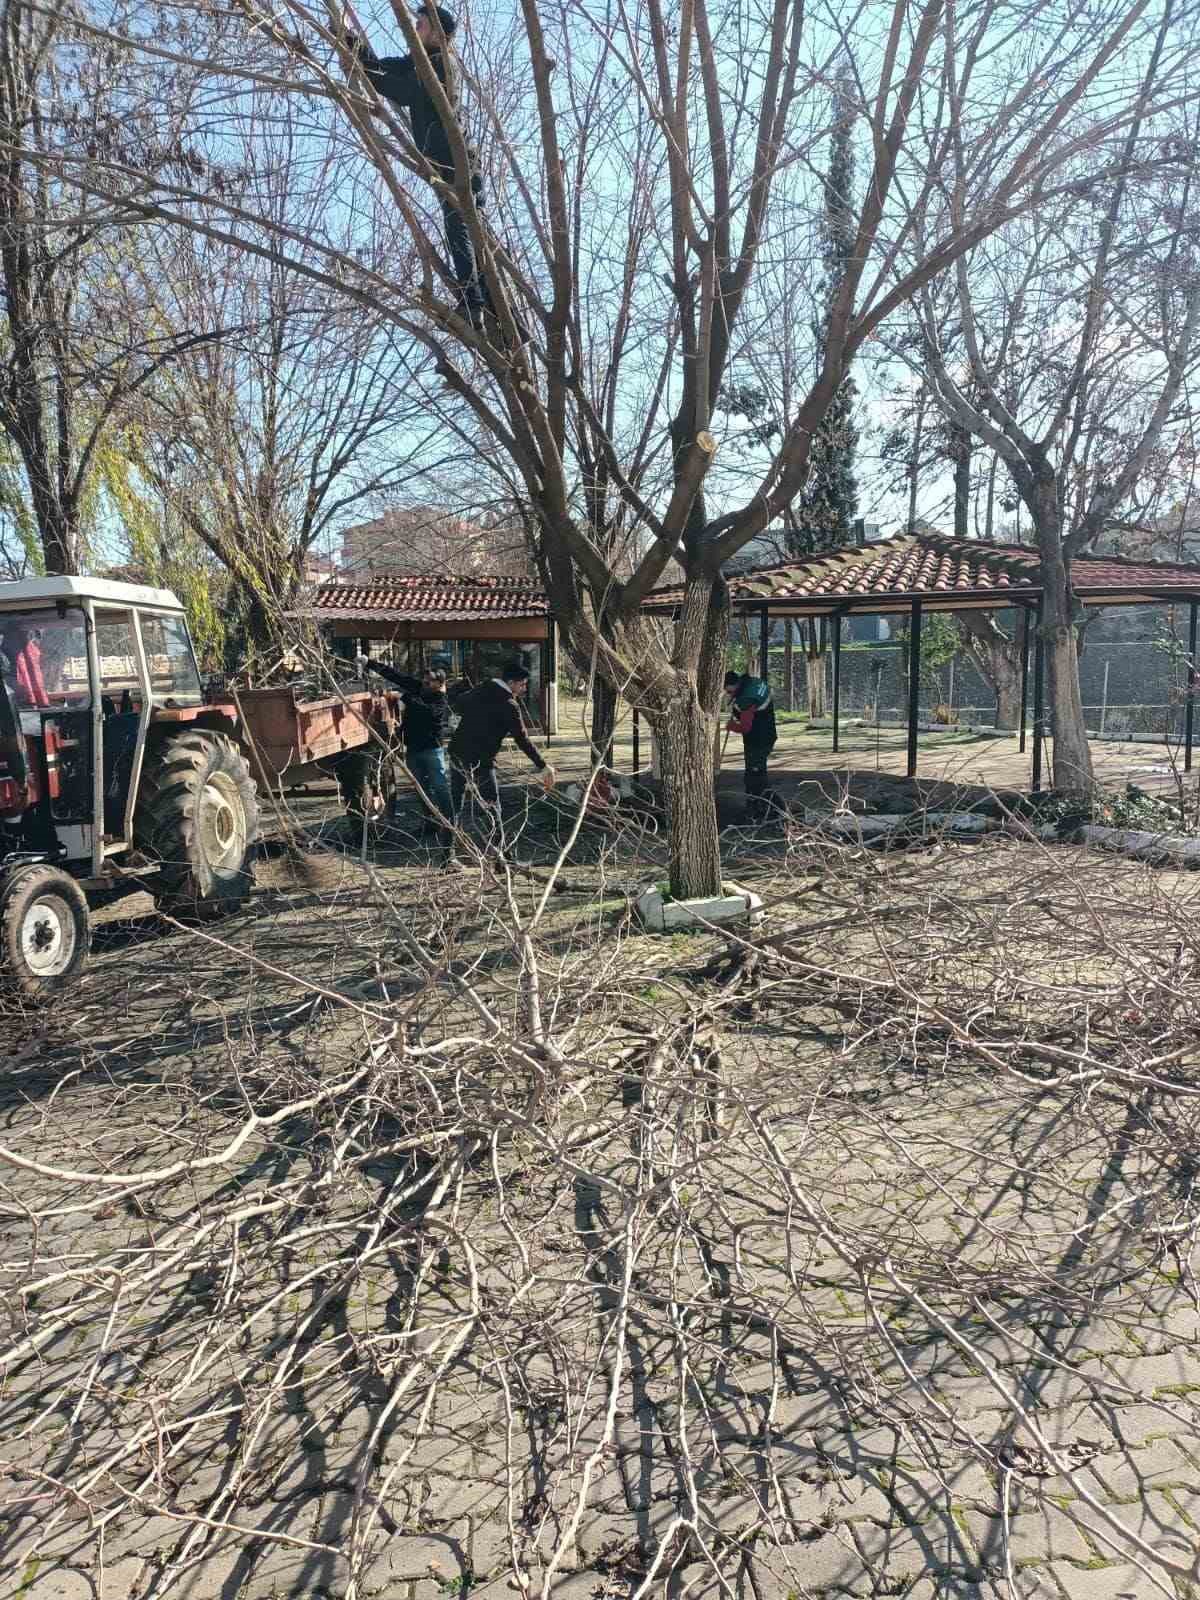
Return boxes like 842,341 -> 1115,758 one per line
804,619 -> 827,717
590,673 -> 618,765
657,684 -> 723,901
805,653 -> 827,718
907,388 -> 926,530
652,572 -> 729,901
1035,509 -> 1094,792
955,612 -> 1022,729
225,579 -> 280,676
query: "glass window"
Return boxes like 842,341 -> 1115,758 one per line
0,609 -> 90,709
94,609 -> 141,698
138,613 -> 202,704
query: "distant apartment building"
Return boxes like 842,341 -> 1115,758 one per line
338,506 -> 531,580
302,551 -> 337,584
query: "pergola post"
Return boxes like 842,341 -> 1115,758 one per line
632,705 -> 640,773
1187,600 -> 1198,774
759,604 -> 770,680
1018,606 -> 1031,754
907,599 -> 922,779
831,613 -> 843,754
1032,596 -> 1046,793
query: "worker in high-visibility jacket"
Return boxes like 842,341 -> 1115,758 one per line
723,669 -> 778,821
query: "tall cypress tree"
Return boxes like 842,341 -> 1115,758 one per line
793,68 -> 859,555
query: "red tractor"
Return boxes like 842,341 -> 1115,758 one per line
0,577 -> 259,994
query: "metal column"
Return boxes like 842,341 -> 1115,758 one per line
759,604 -> 770,680
831,614 -> 842,754
1187,601 -> 1198,773
906,599 -> 922,779
632,706 -> 640,773
1032,597 -> 1046,793
1018,606 -> 1031,754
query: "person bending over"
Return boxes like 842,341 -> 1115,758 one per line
724,667 -> 777,821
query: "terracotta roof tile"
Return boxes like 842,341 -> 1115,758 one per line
651,532 -> 1200,608
291,534 -> 1200,628
296,573 -> 548,623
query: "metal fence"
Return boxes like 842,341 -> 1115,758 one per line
768,640 -> 1190,740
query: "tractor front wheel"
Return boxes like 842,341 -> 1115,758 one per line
135,730 -> 259,919
1,864 -> 91,997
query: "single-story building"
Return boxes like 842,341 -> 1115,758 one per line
292,573 -> 559,735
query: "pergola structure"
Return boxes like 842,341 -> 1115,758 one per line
649,531 -> 1200,787
293,574 -> 559,735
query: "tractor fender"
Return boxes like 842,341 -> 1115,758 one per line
149,707 -> 241,742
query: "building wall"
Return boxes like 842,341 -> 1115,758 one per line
339,508 -> 532,579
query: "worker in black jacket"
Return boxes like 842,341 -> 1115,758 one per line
446,661 -> 554,861
345,4 -> 493,329
357,655 -> 452,824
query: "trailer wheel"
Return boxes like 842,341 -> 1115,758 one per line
1,865 -> 90,997
336,748 -> 394,825
135,730 -> 259,919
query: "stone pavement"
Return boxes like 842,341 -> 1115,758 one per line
4,813 -> 1200,1600
9,1057 -> 1200,1600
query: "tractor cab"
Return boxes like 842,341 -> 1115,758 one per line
0,577 -> 258,994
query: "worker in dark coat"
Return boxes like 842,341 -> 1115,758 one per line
445,661 -> 554,863
357,655 -> 452,826
724,669 -> 778,821
345,4 -> 493,329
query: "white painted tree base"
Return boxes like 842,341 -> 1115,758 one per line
636,880 -> 764,931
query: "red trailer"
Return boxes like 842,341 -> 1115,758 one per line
233,684 -> 400,820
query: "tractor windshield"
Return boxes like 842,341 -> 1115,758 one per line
0,610 -> 90,711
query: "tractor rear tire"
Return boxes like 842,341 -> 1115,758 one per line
336,748 -> 394,826
1,864 -> 91,997
135,729 -> 259,919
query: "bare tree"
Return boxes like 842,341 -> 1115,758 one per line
25,0 -> 1200,889
0,0 -> 235,572
917,0 -> 1200,790
127,217 -> 452,668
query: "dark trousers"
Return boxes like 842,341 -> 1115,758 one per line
441,199 -> 482,310
450,759 -> 501,823
743,739 -> 776,815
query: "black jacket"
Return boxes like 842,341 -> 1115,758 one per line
449,679 -> 545,771
350,38 -> 468,179
364,661 -> 450,753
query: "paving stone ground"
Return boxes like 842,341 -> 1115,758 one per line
3,762 -> 1200,1600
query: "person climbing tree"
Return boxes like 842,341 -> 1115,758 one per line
723,668 -> 777,822
343,4 -> 501,334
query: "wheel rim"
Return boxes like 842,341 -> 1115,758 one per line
20,892 -> 77,977
199,772 -> 247,873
